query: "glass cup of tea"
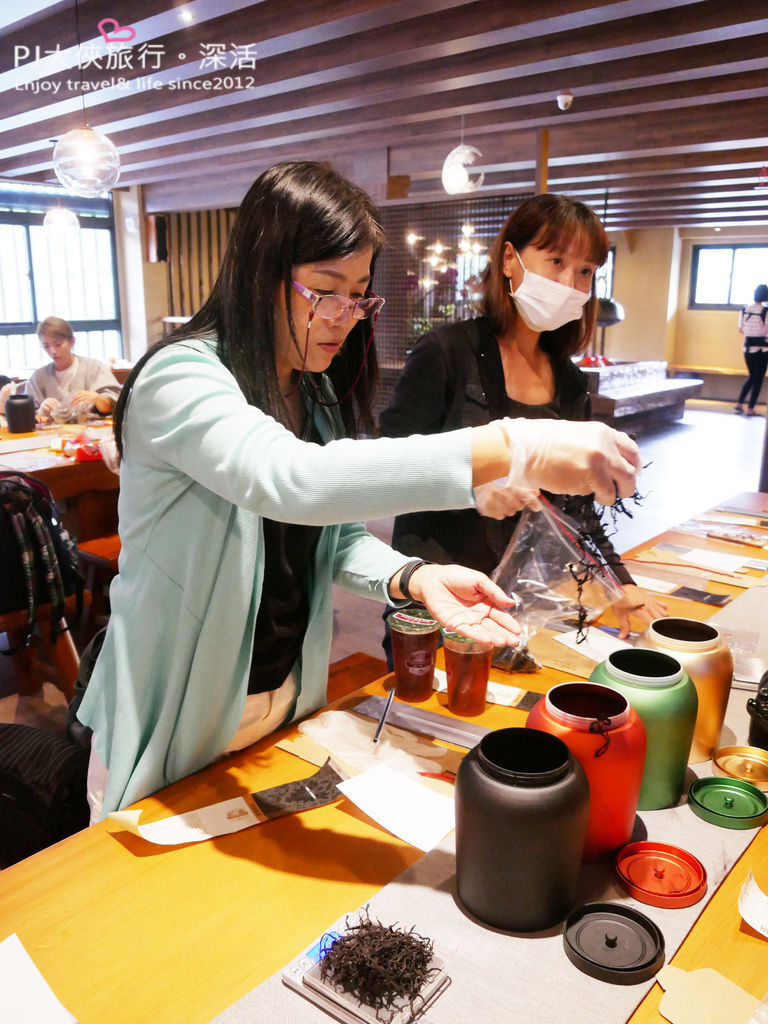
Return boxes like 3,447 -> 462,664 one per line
442,630 -> 493,717
388,608 -> 440,702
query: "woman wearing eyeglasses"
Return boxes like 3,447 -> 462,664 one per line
77,162 -> 642,819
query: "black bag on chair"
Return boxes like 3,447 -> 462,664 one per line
0,723 -> 90,866
0,471 -> 84,650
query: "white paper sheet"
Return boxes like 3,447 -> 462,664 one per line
336,764 -> 455,852
431,667 -> 528,707
108,797 -> 263,845
299,710 -> 454,774
553,627 -> 632,663
738,870 -> 768,939
694,513 -> 765,527
674,547 -> 751,572
628,572 -> 679,594
0,933 -> 77,1023
0,435 -> 55,454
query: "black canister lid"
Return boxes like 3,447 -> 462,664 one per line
563,902 -> 665,985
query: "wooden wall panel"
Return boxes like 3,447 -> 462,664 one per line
164,207 -> 236,318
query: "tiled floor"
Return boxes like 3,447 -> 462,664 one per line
2,400 -> 765,730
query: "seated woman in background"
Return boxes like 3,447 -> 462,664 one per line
380,193 -> 666,642
75,162 -> 642,820
25,316 -> 121,421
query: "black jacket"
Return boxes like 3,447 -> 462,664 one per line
379,317 -> 633,582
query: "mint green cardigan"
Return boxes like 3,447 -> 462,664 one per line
77,339 -> 476,816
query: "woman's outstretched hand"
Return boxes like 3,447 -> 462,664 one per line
394,563 -> 521,646
612,584 -> 669,639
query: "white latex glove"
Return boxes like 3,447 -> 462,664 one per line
501,418 -> 642,506
474,477 -> 541,519
37,397 -> 61,421
0,382 -> 13,414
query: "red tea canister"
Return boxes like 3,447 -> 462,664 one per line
527,681 -> 646,861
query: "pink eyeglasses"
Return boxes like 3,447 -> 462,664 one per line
291,280 -> 385,322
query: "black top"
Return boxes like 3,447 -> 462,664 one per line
379,316 -> 633,583
248,413 -> 322,695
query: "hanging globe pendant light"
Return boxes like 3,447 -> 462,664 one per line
53,125 -> 120,197
441,116 -> 484,195
52,0 -> 121,198
441,144 -> 484,195
43,202 -> 80,231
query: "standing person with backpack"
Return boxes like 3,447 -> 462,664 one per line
735,283 -> 768,416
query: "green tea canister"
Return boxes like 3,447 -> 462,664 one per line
590,648 -> 698,810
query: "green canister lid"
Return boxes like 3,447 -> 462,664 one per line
687,777 -> 768,829
387,608 -> 439,633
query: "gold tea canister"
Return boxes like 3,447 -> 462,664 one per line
712,745 -> 768,792
640,617 -> 733,764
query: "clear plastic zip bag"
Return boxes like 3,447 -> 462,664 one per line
492,497 -> 626,655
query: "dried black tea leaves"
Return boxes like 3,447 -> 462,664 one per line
492,643 -> 541,673
319,909 -> 437,1022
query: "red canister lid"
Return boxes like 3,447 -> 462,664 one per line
615,841 -> 707,908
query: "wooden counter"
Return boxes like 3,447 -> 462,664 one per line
0,500 -> 766,1023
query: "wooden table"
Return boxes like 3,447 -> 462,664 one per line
0,505 -> 766,1023
0,424 -> 119,541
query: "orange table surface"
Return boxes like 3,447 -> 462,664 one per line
1,508 -> 767,1022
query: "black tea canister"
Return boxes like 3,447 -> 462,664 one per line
747,672 -> 768,752
455,727 -> 590,932
5,394 -> 36,434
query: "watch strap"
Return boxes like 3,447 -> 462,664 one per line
397,559 -> 433,604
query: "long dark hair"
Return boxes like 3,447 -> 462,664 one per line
481,193 -> 609,361
115,161 -> 384,454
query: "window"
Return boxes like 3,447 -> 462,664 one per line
0,184 -> 121,374
594,248 -> 615,300
690,244 -> 768,309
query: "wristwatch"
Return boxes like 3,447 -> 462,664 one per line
397,559 -> 433,604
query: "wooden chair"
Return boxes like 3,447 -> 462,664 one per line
0,593 -> 88,702
77,534 -> 121,639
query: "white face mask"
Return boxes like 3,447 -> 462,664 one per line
508,251 -> 590,333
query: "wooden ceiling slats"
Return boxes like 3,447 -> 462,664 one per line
2,1 -> 768,226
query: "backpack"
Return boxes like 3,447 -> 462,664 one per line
739,304 -> 768,337
0,471 -> 84,651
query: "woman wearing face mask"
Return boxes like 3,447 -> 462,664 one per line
380,193 -> 666,640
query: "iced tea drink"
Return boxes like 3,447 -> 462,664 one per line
442,630 -> 493,717
388,609 -> 439,702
